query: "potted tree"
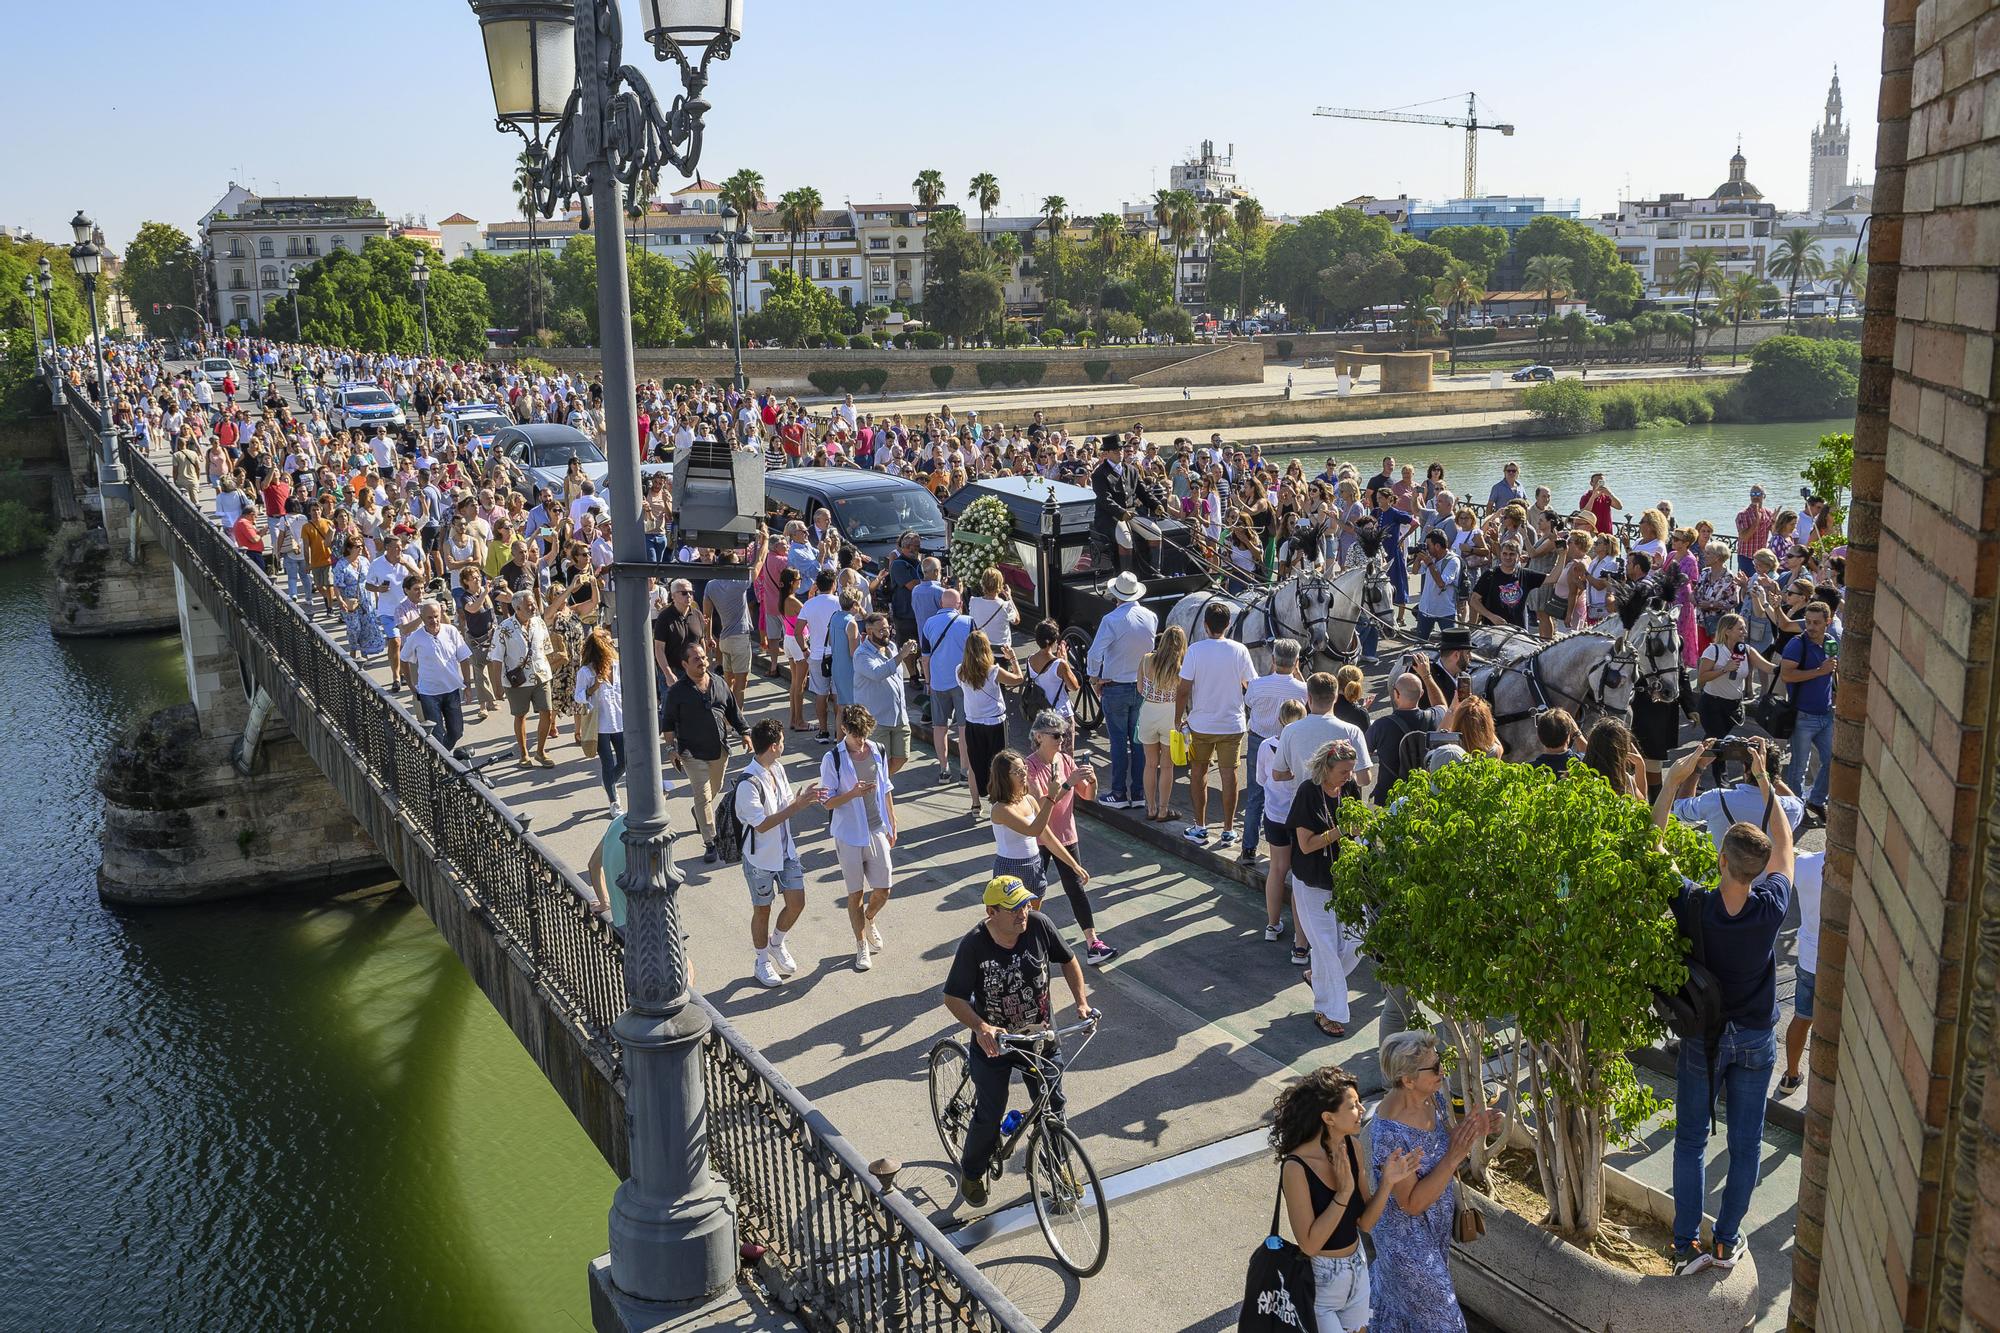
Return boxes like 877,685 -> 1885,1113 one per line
1330,758 -> 1759,1330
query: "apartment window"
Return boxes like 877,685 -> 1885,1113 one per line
871,288 -> 890,302
259,236 -> 274,257
332,236 -> 346,251
306,237 -> 318,255
1690,225 -> 1705,239
896,236 -> 908,249
838,259 -> 851,278
260,266 -> 279,289
233,298 -> 249,321
870,237 -> 889,250
895,264 -> 910,281
839,287 -> 852,304
818,259 -> 831,278
231,268 -> 244,289
1730,224 -> 1744,238
759,260 -> 772,279
871,264 -> 890,283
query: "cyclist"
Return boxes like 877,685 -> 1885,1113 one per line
941,875 -> 1097,1206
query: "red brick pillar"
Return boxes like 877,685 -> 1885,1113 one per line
1794,0 -> 2000,1327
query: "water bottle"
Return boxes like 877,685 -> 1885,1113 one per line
999,1109 -> 1024,1135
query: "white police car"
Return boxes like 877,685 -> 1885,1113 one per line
330,382 -> 408,433
443,403 -> 511,452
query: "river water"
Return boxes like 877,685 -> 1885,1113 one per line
0,560 -> 613,1331
1267,418 -> 1852,530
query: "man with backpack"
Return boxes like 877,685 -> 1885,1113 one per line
731,720 -> 825,989
1651,737 -> 1794,1276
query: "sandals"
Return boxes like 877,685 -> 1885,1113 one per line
1313,1014 -> 1347,1039
1777,1072 -> 1804,1095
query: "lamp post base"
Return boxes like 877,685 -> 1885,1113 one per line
588,1254 -> 785,1333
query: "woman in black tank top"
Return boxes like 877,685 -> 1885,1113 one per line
1269,1066 -> 1424,1331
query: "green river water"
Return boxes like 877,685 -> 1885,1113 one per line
0,415 -> 1841,1331
1266,417 -> 1851,530
0,560 -> 613,1331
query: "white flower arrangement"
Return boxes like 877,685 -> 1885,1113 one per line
949,495 -> 1017,588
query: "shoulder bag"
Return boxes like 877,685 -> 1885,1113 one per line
1238,1163 -> 1318,1333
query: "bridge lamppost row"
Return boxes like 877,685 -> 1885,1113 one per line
468,0 -> 743,1316
21,275 -> 42,365
718,202 -> 749,394
69,212 -> 126,504
37,258 -> 65,408
285,273 -> 302,342
410,253 -> 432,357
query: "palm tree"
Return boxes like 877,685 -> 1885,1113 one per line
1768,228 -> 1824,332
913,169 -> 947,210
680,250 -> 728,341
968,172 -> 1000,242
1199,201 -> 1230,308
719,168 -> 764,219
1090,211 -> 1123,315
778,186 -> 823,273
1522,253 -> 1572,355
624,166 -> 659,258
1827,250 -> 1867,314
1672,249 -> 1727,366
1155,189 -> 1196,306
1232,196 -> 1264,319
1038,195 -> 1066,295
514,149 -> 542,331
1433,261 -> 1484,374
1718,272 -> 1768,365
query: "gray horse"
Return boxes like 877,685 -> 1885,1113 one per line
1463,569 -> 1686,759
1164,571 -> 1340,673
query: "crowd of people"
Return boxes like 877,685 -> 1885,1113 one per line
55,329 -> 1836,1314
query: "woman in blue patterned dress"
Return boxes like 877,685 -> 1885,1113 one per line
331,536 -> 383,660
1368,1030 -> 1504,1333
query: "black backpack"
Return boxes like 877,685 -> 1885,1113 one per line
711,774 -> 758,862
1652,886 -> 1728,1135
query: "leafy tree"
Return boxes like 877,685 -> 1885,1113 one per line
719,168 -> 765,218
1263,208 -> 1401,327
1231,196 -> 1265,317
1147,304 -> 1194,342
1039,195 -> 1067,292
912,169 -> 947,210
989,230 -> 1023,276
625,247 -> 686,347
1433,261 -> 1484,374
1089,212 -> 1123,313
0,235 -> 95,350
273,237 -> 488,356
1512,215 -> 1641,318
1523,253 -> 1573,354
1104,311 -> 1143,342
744,268 -> 840,346
1425,225 -> 1510,285
778,186 -> 824,272
1738,335 -> 1858,418
1768,228 -> 1825,332
923,211 -> 1003,341
1318,250 -> 1406,328
120,222 -> 201,338
1154,188 -> 1198,305
452,250 -> 550,336
1522,379 -> 1603,434
1328,759 -> 1696,1237
1801,430 -> 1853,537
968,172 -> 1000,243
1672,249 -> 1728,365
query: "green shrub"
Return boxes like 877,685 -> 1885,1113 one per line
974,361 -> 1048,389
1039,329 -> 1067,347
861,367 -> 887,394
1735,336 -> 1859,420
806,368 -> 890,396
223,322 -> 242,338
0,497 -> 48,558
911,330 -> 946,350
516,356 -> 558,380
1078,330 -> 1098,346
1522,379 -> 1603,435
1083,359 -> 1111,384
1146,306 -> 1195,342
1455,327 -> 1499,346
1004,325 -> 1032,347
892,333 -> 911,349
848,333 -> 875,349
929,364 -> 955,390
1275,338 -> 1295,359
1104,312 -> 1143,342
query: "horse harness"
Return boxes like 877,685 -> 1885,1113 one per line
1479,610 -> 1676,729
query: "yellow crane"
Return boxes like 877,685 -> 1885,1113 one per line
1312,93 -> 1515,197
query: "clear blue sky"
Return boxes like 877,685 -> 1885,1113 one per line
3,0 -> 1883,253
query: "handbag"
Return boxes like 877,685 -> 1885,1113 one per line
1453,1185 -> 1486,1244
1170,728 -> 1190,767
578,698 -> 600,759
1238,1170 -> 1318,1333
1752,676 -> 1797,740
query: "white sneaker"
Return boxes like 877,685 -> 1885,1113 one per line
754,953 -> 783,988
853,939 -> 873,972
771,939 -> 799,975
866,923 -> 885,951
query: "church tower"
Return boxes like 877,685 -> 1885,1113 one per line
1809,66 -> 1851,213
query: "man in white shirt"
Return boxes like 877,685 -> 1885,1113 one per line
399,599 -> 473,752
736,719 -> 827,988
819,705 -> 897,973
1271,673 -> 1375,795
796,568 -> 842,741
367,535 -> 422,691
1239,638 -> 1309,866
1781,849 -> 1824,1097
1176,600 -> 1258,848
369,426 -> 395,471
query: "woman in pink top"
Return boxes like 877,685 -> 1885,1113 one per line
750,523 -> 790,673
1023,712 -> 1116,964
1670,526 -> 1702,666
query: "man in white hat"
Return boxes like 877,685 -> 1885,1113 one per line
1084,570 -> 1156,808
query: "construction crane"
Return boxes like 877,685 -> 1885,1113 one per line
1312,93 -> 1515,197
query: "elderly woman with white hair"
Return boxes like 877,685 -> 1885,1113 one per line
1369,1029 -> 1504,1332
1287,739 -> 1365,1039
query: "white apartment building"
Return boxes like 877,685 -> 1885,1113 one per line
202,186 -> 392,329
1583,149 -> 1778,301
743,208 -> 864,310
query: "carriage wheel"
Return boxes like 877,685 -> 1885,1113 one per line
1064,627 -> 1101,737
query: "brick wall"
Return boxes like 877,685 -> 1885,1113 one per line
1797,0 -> 2000,1327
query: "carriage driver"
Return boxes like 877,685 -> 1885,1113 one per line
1411,627 -> 1475,708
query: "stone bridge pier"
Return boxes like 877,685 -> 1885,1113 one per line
44,395 -> 178,637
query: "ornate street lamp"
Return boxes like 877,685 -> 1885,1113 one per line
285,272 -> 302,342
467,0 -> 742,1312
36,258 -> 63,407
410,254 -> 432,357
21,275 -> 41,362
719,203 -> 749,395
69,211 -> 126,504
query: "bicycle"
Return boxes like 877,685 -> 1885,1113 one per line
926,1014 -> 1109,1277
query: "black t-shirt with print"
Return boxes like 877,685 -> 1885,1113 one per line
1473,566 -> 1545,627
944,912 -> 1074,1032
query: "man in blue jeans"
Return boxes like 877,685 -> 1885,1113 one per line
1084,572 -> 1157,807
1239,638 -> 1307,864
1780,601 -> 1837,821
1412,531 -> 1460,642
1652,738 -> 1794,1275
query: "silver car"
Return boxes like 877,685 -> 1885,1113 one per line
491,423 -> 610,499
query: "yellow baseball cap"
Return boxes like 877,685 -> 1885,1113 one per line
982,875 -> 1034,910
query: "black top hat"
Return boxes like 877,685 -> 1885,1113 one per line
1436,627 -> 1474,652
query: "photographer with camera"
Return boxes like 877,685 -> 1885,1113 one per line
1412,531 -> 1461,642
1660,735 -> 1805,854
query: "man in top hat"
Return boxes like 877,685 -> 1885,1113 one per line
1088,436 -> 1135,572
1085,570 -> 1156,809
1414,627 -> 1476,707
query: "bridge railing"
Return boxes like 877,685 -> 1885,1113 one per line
119,435 -> 1038,1333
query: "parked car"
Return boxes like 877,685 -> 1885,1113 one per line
763,469 -> 948,570
329,382 -> 409,432
1511,365 -> 1557,382
491,422 -> 608,499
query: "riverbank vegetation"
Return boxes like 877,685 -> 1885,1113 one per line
1524,335 -> 1858,436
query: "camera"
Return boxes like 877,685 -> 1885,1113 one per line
1715,736 -> 1762,771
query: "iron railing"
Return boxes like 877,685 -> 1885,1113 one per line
112,414 -> 1038,1333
